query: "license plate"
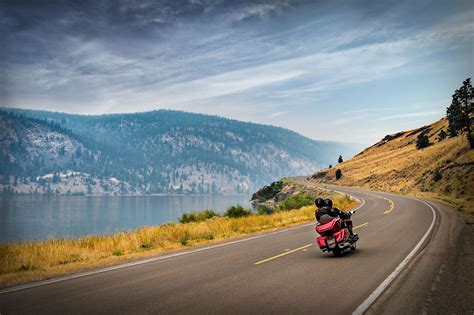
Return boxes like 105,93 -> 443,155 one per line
327,237 -> 335,248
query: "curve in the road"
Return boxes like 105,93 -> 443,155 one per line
0,183 -> 438,314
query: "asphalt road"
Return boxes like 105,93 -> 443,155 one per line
1,181 -> 466,314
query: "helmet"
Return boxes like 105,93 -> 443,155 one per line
315,198 -> 325,208
324,198 -> 333,208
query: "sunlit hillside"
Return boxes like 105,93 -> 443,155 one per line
310,118 -> 474,213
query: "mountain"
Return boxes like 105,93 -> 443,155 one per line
0,109 -> 362,195
309,118 -> 474,213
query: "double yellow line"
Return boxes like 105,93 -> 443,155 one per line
254,222 -> 369,265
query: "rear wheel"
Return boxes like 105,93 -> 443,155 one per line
332,247 -> 343,257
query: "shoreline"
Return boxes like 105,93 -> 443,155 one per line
0,194 -> 359,288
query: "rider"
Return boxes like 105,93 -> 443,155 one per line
324,198 -> 355,237
314,197 -> 337,223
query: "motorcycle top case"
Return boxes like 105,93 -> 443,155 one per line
316,218 -> 342,234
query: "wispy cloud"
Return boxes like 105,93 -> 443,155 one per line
377,111 -> 443,121
1,0 -> 472,143
269,111 -> 290,118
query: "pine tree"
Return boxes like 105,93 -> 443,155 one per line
446,78 -> 473,148
335,169 -> 342,180
338,155 -> 343,163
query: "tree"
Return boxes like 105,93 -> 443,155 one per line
52,172 -> 60,184
338,155 -> 343,163
328,164 -> 332,169
446,78 -> 473,148
416,133 -> 431,149
437,130 -> 447,142
335,169 -> 342,180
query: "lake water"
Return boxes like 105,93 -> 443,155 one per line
0,195 -> 253,243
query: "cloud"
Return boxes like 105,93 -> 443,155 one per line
269,111 -> 290,118
377,111 -> 443,121
226,2 -> 290,22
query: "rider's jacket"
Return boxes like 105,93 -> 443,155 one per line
315,206 -> 337,222
316,206 -> 350,222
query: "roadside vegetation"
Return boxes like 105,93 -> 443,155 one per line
0,193 -> 358,288
309,79 -> 473,214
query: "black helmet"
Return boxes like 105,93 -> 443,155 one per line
324,198 -> 333,208
315,198 -> 325,208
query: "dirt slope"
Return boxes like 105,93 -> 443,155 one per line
309,118 -> 474,213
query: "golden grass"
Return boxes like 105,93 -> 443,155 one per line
311,118 -> 474,214
0,195 -> 358,288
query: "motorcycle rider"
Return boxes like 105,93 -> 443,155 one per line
314,197 -> 337,223
324,198 -> 355,237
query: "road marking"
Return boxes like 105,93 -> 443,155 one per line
255,222 -> 369,265
255,244 -> 313,265
353,190 -> 395,215
354,222 -> 368,230
383,198 -> 395,214
353,199 -> 437,315
0,222 -> 317,295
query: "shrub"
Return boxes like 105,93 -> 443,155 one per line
335,169 -> 342,180
179,209 -> 220,223
278,193 -> 314,211
416,133 -> 431,149
257,205 -> 274,215
224,205 -> 252,218
112,250 -> 124,256
437,130 -> 447,142
433,170 -> 442,182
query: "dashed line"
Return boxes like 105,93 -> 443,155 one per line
354,222 -> 368,230
254,244 -> 313,265
255,222 -> 369,265
383,198 -> 395,214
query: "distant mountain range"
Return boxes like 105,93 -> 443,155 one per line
0,108 -> 363,195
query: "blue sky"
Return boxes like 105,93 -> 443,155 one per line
1,0 -> 472,143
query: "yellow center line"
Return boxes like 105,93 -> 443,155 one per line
254,222 -> 369,265
354,222 -> 368,230
359,192 -> 395,215
383,198 -> 395,214
255,244 -> 313,265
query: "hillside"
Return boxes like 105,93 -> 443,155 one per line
0,109 -> 361,195
309,118 -> 474,213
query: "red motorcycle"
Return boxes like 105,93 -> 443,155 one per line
315,211 -> 358,256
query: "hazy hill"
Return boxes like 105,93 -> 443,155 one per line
0,109 -> 361,195
309,118 -> 474,213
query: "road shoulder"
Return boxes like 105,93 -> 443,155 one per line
367,199 -> 474,314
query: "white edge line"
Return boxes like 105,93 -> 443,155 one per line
0,221 -> 316,295
352,198 -> 437,315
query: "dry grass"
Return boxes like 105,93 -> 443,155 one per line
0,194 -> 358,288
311,118 -> 474,214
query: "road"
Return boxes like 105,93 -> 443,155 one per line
0,181 -> 471,314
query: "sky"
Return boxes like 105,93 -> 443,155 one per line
1,0 -> 473,144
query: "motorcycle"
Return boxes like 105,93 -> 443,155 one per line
315,210 -> 358,256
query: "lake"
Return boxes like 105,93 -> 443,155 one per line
0,194 -> 253,243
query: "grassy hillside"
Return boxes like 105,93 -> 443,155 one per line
309,118 -> 474,214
